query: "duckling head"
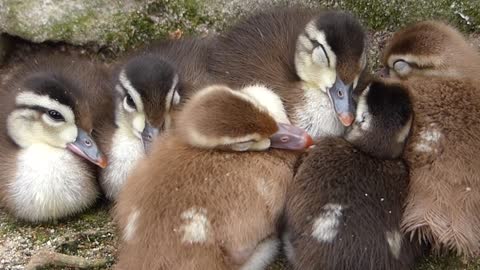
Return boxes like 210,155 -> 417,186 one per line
382,21 -> 478,79
6,72 -> 107,168
345,80 -> 413,159
177,84 -> 313,152
295,11 -> 367,127
115,54 -> 181,151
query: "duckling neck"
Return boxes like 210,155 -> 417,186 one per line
100,127 -> 145,200
10,143 -> 97,222
291,87 -> 344,139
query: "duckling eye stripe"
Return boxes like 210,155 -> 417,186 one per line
119,70 -> 144,112
165,74 -> 180,112
15,92 -> 74,123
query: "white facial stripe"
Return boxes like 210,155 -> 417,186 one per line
132,113 -> 146,138
356,86 -> 371,130
397,117 -> 412,143
305,22 -> 337,67
165,74 -> 180,112
241,84 -> 290,124
119,70 -> 144,112
187,127 -> 262,149
16,92 -> 75,123
387,54 -> 441,69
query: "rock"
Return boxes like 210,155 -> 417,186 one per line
0,0 -> 479,52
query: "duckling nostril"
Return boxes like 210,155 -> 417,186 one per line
281,136 -> 289,143
84,139 -> 92,147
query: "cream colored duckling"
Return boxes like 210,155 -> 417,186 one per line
0,56 -> 109,222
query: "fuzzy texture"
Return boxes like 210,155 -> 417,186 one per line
284,80 -> 418,269
0,55 -> 113,222
398,77 -> 480,256
382,21 -> 480,257
98,37 -> 212,201
114,85 -> 302,269
208,6 -> 367,139
383,21 -> 480,82
285,138 -> 416,270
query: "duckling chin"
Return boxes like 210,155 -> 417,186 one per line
114,84 -> 312,270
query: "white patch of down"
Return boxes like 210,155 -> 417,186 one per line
180,207 -> 210,244
241,84 -> 290,124
9,144 -> 97,222
414,127 -> 442,153
311,203 -> 343,243
124,209 -> 140,241
100,128 -> 145,200
386,230 -> 403,259
240,238 -> 279,270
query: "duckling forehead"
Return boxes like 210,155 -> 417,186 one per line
314,13 -> 366,83
22,72 -> 80,111
386,25 -> 449,59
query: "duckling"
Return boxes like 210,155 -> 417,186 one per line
208,7 -> 367,138
114,84 -> 313,270
284,80 -> 416,270
381,21 -> 480,80
0,56 -> 110,222
98,37 -> 211,201
381,22 -> 480,256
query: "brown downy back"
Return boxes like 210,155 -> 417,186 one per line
114,85 -> 304,270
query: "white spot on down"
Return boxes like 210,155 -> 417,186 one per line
415,127 -> 441,152
124,209 -> 140,241
311,203 -> 343,243
180,207 -> 210,244
386,230 -> 403,259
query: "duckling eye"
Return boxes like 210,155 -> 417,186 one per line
47,110 -> 65,122
393,60 -> 412,75
124,94 -> 137,111
312,44 -> 330,67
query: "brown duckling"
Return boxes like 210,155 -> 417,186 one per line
114,84 -> 312,270
382,21 -> 480,256
284,79 -> 416,270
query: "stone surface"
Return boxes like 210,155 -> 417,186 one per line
0,0 -> 479,52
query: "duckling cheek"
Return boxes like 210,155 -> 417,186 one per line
132,113 -> 146,138
250,139 -> 271,151
58,124 -> 78,147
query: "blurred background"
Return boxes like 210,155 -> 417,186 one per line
0,0 -> 479,269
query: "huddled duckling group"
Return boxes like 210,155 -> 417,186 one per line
0,5 -> 479,270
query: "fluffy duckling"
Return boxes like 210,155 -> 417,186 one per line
382,21 -> 480,256
284,80 -> 417,270
381,20 -> 480,80
208,7 -> 368,138
114,84 -> 313,270
98,37 -> 211,200
0,56 -> 110,222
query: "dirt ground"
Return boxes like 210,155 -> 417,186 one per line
1,32 -> 480,270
